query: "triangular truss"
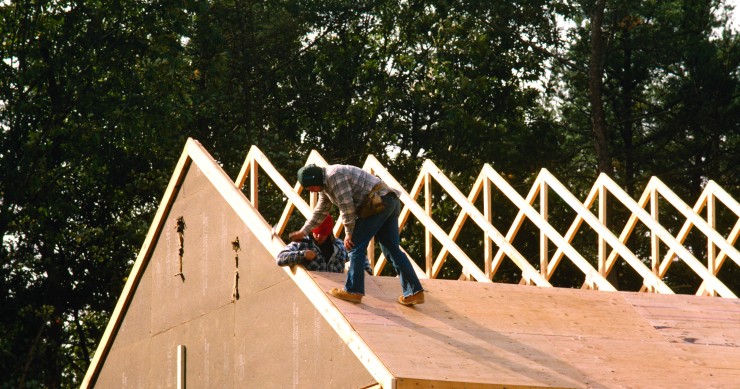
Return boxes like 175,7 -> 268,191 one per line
237,145 -> 738,298
82,140 -> 740,388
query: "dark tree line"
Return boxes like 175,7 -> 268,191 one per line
1,0 -> 737,386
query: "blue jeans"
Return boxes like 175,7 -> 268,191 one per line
345,195 -> 423,297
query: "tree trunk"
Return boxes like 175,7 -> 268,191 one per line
619,23 -> 635,197
588,0 -> 619,289
588,0 -> 614,177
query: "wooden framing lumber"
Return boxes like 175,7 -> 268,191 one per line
83,139 -> 397,388
85,141 -> 739,389
535,169 -> 672,293
597,174 -> 735,298
480,165 -> 616,291
364,156 -> 498,284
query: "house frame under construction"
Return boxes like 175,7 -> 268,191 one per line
82,139 -> 740,388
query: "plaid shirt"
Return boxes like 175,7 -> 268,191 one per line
300,164 -> 398,237
276,237 -> 347,273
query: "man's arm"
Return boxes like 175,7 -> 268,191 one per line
276,241 -> 316,267
295,192 -> 331,236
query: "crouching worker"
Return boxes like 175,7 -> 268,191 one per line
276,215 -> 347,273
277,214 -> 374,274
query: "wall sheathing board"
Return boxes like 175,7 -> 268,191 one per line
87,140 -> 740,389
92,160 -> 374,388
94,227 -> 154,387
312,274 -> 740,389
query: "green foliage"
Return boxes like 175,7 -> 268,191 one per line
552,0 -> 739,290
0,0 -> 738,386
555,0 -> 739,194
0,0 -> 190,386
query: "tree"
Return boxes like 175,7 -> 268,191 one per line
587,0 -> 615,177
0,1 -> 192,386
1,0 -> 737,385
552,0 -> 739,289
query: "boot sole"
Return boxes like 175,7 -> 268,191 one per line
329,288 -> 362,303
398,295 -> 424,306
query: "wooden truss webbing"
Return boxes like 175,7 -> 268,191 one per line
84,139 -> 398,388
236,145 -> 738,298
82,140 -> 739,389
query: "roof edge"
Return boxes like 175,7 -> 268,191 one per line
81,138 -> 196,387
82,139 -> 396,388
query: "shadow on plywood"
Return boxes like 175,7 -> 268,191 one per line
83,139 -> 740,389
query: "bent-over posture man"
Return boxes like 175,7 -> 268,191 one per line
288,164 -> 424,305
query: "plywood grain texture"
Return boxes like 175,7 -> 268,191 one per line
84,140 -> 740,389
87,146 -> 374,388
312,273 -> 740,389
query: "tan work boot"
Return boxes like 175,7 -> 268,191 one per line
398,291 -> 424,306
329,287 -> 363,303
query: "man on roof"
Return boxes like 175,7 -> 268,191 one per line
288,164 -> 424,306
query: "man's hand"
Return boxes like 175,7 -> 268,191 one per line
288,231 -> 305,242
304,250 -> 316,261
344,234 -> 354,250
